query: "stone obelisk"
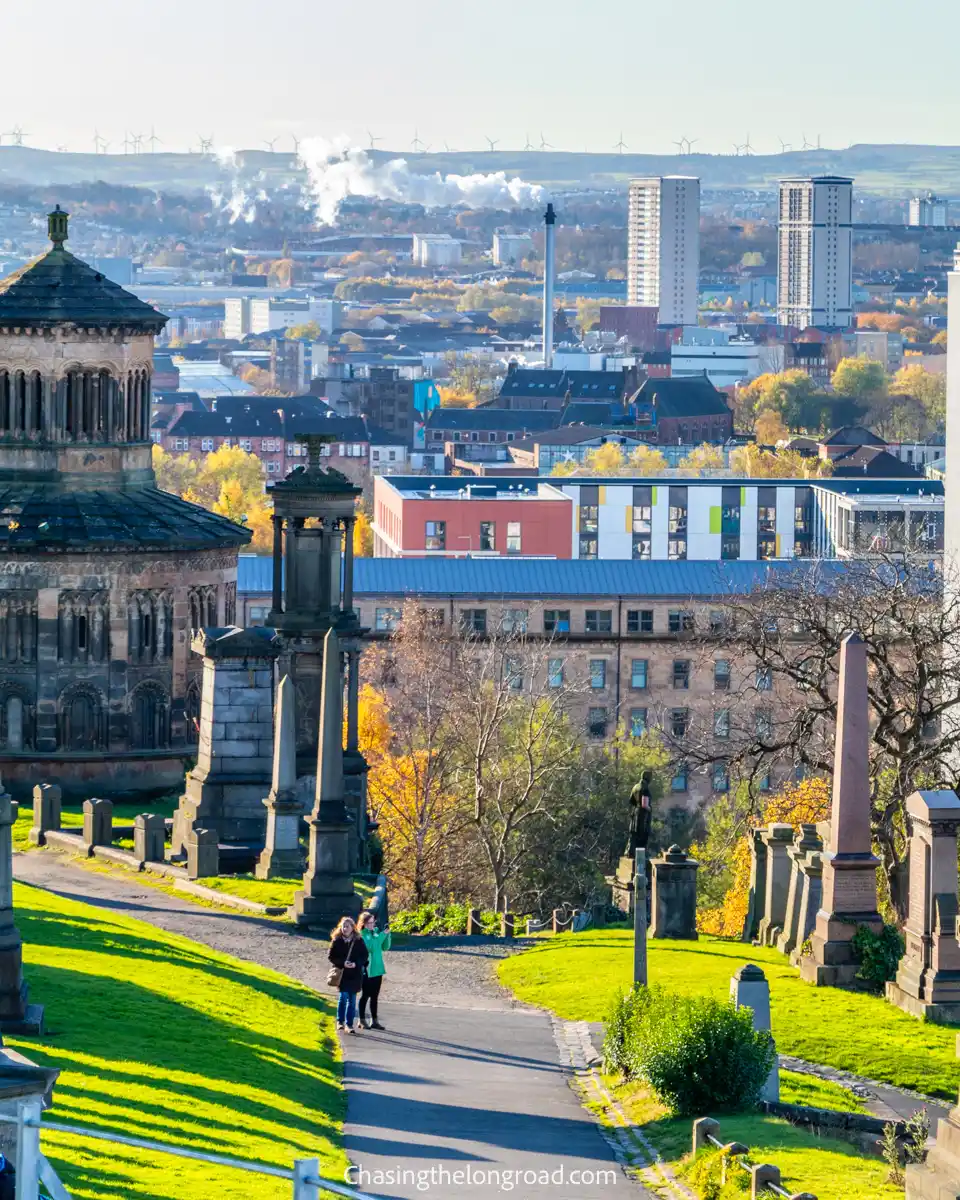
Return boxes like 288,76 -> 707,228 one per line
293,629 -> 359,927
801,632 -> 883,987
256,675 -> 304,880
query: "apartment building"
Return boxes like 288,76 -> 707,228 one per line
777,176 -> 854,329
627,176 -> 700,325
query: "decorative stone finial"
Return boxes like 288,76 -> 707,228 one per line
48,205 -> 68,248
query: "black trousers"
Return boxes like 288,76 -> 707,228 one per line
359,974 -> 383,1021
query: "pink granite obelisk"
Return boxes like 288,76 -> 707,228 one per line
800,632 -> 883,987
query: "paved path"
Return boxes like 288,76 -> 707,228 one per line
14,854 -> 648,1199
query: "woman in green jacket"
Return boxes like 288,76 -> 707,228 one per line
358,910 -> 391,1030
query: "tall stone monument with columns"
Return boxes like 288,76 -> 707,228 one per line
256,674 -> 303,880
801,633 -> 883,987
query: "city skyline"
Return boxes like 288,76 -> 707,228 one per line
4,0 -> 960,156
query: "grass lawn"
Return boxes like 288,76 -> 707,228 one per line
194,874 -> 377,912
600,1077 -> 900,1200
779,1069 -> 867,1113
10,882 -> 344,1200
498,930 -> 960,1099
13,799 -> 177,852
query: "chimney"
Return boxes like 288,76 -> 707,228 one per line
542,202 -> 556,369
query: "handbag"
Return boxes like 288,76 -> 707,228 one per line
326,965 -> 343,989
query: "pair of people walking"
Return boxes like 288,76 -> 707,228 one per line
328,910 -> 391,1034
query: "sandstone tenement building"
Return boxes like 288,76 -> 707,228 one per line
0,207 -> 248,798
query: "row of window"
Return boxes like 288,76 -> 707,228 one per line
424,520 -> 522,553
373,606 -> 705,636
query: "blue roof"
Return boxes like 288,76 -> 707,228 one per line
238,554 -> 846,598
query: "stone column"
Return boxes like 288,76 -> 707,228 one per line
0,785 -> 41,1033
256,675 -> 304,880
343,517 -> 355,613
186,828 -> 219,879
650,845 -> 699,940
757,824 -> 794,946
634,848 -> 648,985
742,827 -> 768,943
777,824 -> 822,956
887,790 -> 960,1023
28,784 -> 61,847
134,814 -> 166,863
731,964 -> 778,1101
801,633 -> 883,987
271,515 -> 284,615
790,849 -> 824,967
82,798 -> 113,852
294,628 -> 359,927
346,649 -> 360,754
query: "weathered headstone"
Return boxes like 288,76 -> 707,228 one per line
801,633 -> 883,987
82,798 -> 113,852
0,784 -> 41,1033
634,848 -> 648,985
887,790 -> 960,1023
650,845 -> 699,940
777,824 -> 823,956
790,848 -> 824,967
294,628 -> 359,927
742,827 -> 769,942
730,964 -> 778,1101
134,814 -> 166,864
757,824 -> 794,946
186,827 -> 219,880
28,783 -> 61,847
256,675 -> 303,880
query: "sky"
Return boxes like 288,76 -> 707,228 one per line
3,0 -> 960,157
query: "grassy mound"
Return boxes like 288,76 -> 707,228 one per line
10,883 -> 344,1199
498,929 -> 960,1099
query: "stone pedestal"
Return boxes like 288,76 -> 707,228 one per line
172,626 -> 281,860
887,790 -> 960,1024
0,790 -> 41,1034
650,845 -> 699,940
612,854 -> 636,914
134,814 -> 166,863
256,675 -> 304,880
801,633 -> 883,988
907,1057 -> 960,1199
742,827 -> 768,943
777,824 -> 823,956
186,828 -> 219,879
757,824 -> 794,946
731,964 -> 778,1102
28,783 -> 61,847
82,798 -> 113,852
634,849 -> 648,985
790,850 -> 823,967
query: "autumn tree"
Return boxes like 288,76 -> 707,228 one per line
831,357 -> 887,404
576,298 -> 602,334
353,508 -> 374,557
754,409 -> 789,445
736,370 -> 821,432
583,442 -> 626,474
889,364 -> 946,437
677,444 -> 724,473
728,445 -> 832,479
154,444 -> 271,551
628,445 -> 669,475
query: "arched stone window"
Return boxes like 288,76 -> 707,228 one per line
131,682 -> 170,750
0,686 -> 33,751
184,679 -> 201,743
59,685 -> 105,751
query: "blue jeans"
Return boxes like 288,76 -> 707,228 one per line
337,990 -> 358,1027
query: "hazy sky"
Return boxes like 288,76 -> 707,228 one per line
4,0 -> 960,156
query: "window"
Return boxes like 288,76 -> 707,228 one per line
425,520 -> 446,551
758,505 -> 777,535
714,659 -> 731,690
714,709 -> 730,739
547,658 -> 564,689
425,609 -> 445,628
671,763 -> 688,793
579,535 -> 598,559
668,485 -> 688,533
239,438 -> 252,451
631,659 -> 648,689
712,763 -> 730,793
668,609 -> 694,634
504,657 -> 523,691
76,614 -> 88,651
673,659 -> 690,689
632,535 -> 651,559
756,708 -> 772,739
544,609 -> 570,634
500,608 -> 528,634
670,708 -> 688,739
632,484 -> 652,558
248,605 -> 269,626
590,659 -> 607,689
585,609 -> 613,634
479,521 -> 496,551
708,610 -> 725,635
668,537 -> 687,561
266,461 -> 279,473
201,438 -> 214,452
756,667 -> 772,691
721,536 -> 740,561
506,521 -> 521,553
627,609 -> 654,634
630,708 -> 648,737
588,707 -> 608,738
375,607 -> 401,632
460,608 -> 487,635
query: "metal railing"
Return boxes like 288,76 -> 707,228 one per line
6,1102 -> 383,1200
692,1117 -> 817,1199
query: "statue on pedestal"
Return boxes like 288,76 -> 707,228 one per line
625,770 -> 654,857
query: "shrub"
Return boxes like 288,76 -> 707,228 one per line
390,901 -> 517,936
685,1146 -> 751,1198
614,987 -> 776,1116
602,986 -> 650,1076
852,923 -> 904,988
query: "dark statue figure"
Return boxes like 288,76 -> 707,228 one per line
626,770 -> 653,857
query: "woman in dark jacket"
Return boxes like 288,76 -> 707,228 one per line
329,915 -> 369,1034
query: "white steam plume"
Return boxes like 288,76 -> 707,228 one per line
299,137 -> 548,225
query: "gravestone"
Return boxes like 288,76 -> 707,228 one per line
186,828 -> 219,880
742,827 -> 769,942
28,783 -> 61,846
801,633 -> 883,987
650,845 -> 699,940
82,798 -> 112,852
777,824 -> 823,956
790,848 -> 824,967
256,675 -> 303,880
887,790 -> 960,1023
134,814 -> 166,864
634,848 -> 648,985
730,964 -> 778,1101
757,824 -> 794,946
0,785 -> 42,1033
294,628 -> 359,927
907,1037 -> 960,1198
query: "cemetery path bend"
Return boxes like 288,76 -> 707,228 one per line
13,853 -> 652,1200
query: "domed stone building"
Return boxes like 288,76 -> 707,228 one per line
0,207 -> 248,798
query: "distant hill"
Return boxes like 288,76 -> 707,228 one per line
3,143 -> 960,195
